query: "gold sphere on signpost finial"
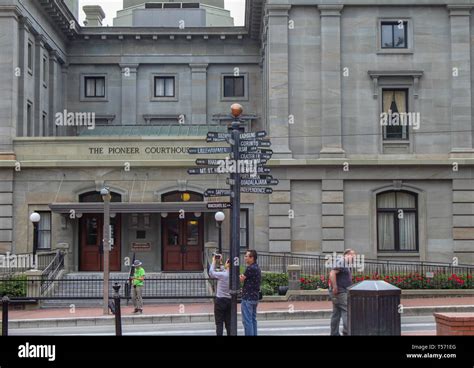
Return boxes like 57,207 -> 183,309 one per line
230,103 -> 243,118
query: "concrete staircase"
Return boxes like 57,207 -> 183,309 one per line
41,272 -> 214,308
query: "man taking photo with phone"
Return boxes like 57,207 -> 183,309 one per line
209,254 -> 231,336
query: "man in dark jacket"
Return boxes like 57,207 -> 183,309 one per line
239,249 -> 261,336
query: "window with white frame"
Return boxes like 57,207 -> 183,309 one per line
154,76 -> 175,98
37,211 -> 51,250
377,191 -> 418,252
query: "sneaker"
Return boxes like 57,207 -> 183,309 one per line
132,309 -> 139,314
137,309 -> 143,314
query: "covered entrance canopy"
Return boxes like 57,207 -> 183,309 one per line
49,201 -> 221,272
49,202 -> 217,214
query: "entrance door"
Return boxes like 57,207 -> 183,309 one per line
162,213 -> 203,271
80,214 -> 121,271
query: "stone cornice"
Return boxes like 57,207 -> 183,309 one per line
0,5 -> 23,20
447,5 -> 472,16
368,70 -> 424,98
266,4 -> 292,17
318,4 -> 344,16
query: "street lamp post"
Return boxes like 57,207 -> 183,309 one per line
229,103 -> 243,336
215,211 -> 225,255
101,187 -> 112,315
29,212 -> 41,269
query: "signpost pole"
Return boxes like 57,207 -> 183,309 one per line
229,104 -> 242,336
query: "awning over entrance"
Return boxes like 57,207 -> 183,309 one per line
49,202 -> 218,214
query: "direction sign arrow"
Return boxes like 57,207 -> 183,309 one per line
188,147 -> 231,154
240,174 -> 273,180
195,159 -> 225,166
207,202 -> 232,210
239,131 -> 267,140
188,167 -> 223,175
240,187 -> 273,194
256,166 -> 271,174
238,146 -> 269,153
207,132 -> 231,139
204,189 -> 232,197
239,153 -> 272,160
228,178 -> 279,186
240,140 -> 271,148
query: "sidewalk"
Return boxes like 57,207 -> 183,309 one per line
3,297 -> 474,330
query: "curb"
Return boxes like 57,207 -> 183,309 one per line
8,305 -> 474,329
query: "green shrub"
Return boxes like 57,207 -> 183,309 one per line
261,283 -> 275,296
0,275 -> 27,297
261,272 -> 288,294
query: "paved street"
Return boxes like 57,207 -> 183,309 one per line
8,316 -> 436,336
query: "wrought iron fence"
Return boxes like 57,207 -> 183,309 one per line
221,250 -> 474,289
0,276 -> 217,300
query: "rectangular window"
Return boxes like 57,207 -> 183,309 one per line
26,102 -> 33,137
382,89 -> 409,140
377,191 -> 418,252
27,42 -> 33,71
381,21 -> 408,48
154,77 -> 175,97
224,76 -> 245,98
240,209 -> 249,249
37,211 -> 51,250
85,77 -> 105,98
43,57 -> 48,84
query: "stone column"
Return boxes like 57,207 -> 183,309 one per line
34,34 -> 46,137
269,179 -> 291,252
452,179 -> 474,264
60,64 -> 70,136
48,51 -> 61,137
0,171 -> 13,254
190,63 -> 208,125
266,4 -> 291,157
120,63 -> 139,125
17,17 -> 30,138
321,179 -> 345,253
448,6 -> 473,156
0,6 -> 20,147
319,5 -> 345,158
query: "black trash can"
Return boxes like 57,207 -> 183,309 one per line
348,280 -> 401,336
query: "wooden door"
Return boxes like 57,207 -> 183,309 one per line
80,214 -> 121,271
162,214 -> 203,271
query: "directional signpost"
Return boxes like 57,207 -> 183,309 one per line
187,104 -> 278,336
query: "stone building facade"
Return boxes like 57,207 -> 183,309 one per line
0,0 -> 473,272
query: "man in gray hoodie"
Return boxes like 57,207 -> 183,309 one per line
209,255 -> 231,336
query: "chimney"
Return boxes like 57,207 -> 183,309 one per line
83,5 -> 106,27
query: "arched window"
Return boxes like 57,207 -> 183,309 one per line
377,191 -> 418,251
79,191 -> 122,203
161,191 -> 203,202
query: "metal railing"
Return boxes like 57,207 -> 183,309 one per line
0,251 -> 59,275
40,250 -> 65,294
0,276 -> 217,300
222,250 -> 474,289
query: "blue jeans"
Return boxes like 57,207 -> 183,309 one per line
241,299 -> 258,336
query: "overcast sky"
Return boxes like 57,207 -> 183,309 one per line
78,0 -> 246,26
